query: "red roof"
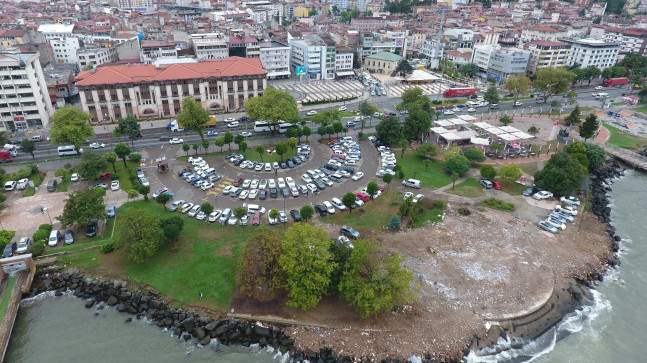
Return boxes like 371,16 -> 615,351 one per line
75,57 -> 267,86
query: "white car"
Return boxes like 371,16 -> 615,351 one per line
533,191 -> 554,200
239,190 -> 249,200
181,202 -> 194,214
169,138 -> 184,144
338,106 -> 347,111
90,142 -> 105,149
254,163 -> 263,171
272,162 -> 279,169
196,211 -> 207,221
71,173 -> 80,182
110,180 -> 120,191
208,210 -> 222,223
301,174 -> 313,183
4,181 -> 16,191
595,86 -> 603,90
412,194 -> 424,203
306,183 -> 318,193
351,172 -> 364,181
285,177 -> 295,188
331,198 -> 346,211
277,178 -> 286,189
560,196 -> 581,206
240,215 -> 249,226
258,179 -> 268,190
224,117 -> 236,122
242,179 -> 251,188
222,185 -> 234,194
188,156 -> 203,164
268,179 -> 277,189
306,110 -> 317,116
227,121 -> 239,128
444,110 -> 454,115
250,179 -> 259,189
16,178 -> 29,190
240,131 -> 252,137
168,200 -> 184,212
201,182 -> 214,190
227,215 -> 238,225
278,210 -> 288,223
267,213 -> 277,225
555,205 -> 578,216
467,108 -> 476,112
403,192 -> 413,200
264,163 -> 272,172
248,189 -> 259,199
188,205 -> 201,217
513,101 -> 523,107
323,201 -> 336,215
354,197 -> 365,207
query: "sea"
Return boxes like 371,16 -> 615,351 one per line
5,171 -> 646,362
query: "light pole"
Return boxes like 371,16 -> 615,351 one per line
43,207 -> 52,224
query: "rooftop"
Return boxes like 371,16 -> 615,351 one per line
365,51 -> 402,62
37,23 -> 74,33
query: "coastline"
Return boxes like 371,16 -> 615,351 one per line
20,160 -> 629,363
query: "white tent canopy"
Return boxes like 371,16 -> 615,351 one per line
434,120 -> 454,127
499,126 -> 521,133
431,126 -> 450,134
512,131 -> 534,139
498,133 -> 518,141
457,114 -> 478,121
470,137 -> 490,145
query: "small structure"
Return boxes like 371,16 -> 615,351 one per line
156,157 -> 168,173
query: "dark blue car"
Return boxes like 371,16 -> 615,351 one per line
107,205 -> 116,218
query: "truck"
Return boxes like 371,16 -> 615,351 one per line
443,88 -> 477,98
0,149 -> 12,163
603,77 -> 629,87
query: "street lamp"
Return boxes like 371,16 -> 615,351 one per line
43,207 -> 52,224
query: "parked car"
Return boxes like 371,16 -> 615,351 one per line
491,181 -> 502,190
64,230 -> 74,245
523,187 -> 539,197
252,211 -> 261,225
2,241 -> 17,258
355,193 -> 369,202
560,196 -> 581,206
16,237 -> 31,253
533,191 -> 554,200
538,220 -> 558,233
168,200 -> 185,212
107,205 -> 116,218
323,201 -> 336,215
314,205 -> 328,216
71,173 -> 80,182
290,210 -> 301,222
340,225 -> 360,239
85,220 -> 98,238
479,180 -> 493,189
208,210 -> 222,223
351,172 -> 364,181
545,217 -> 566,231
555,205 -> 578,216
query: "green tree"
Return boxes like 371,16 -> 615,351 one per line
288,137 -> 297,153
499,115 -> 513,126
332,121 -> 343,138
483,86 -> 500,109
77,151 -> 105,180
498,165 -> 523,185
275,142 -> 288,161
245,88 -> 299,135
388,215 -> 401,232
269,208 -> 279,223
280,223 -> 336,310
176,96 -> 210,141
234,134 -> 244,146
300,205 -> 314,221
255,144 -> 265,162
182,144 -> 190,156
200,202 -> 214,216
238,141 -> 247,156
480,165 -> 497,179
192,143 -> 199,156
224,131 -> 234,151
463,148 -> 486,162
583,65 -> 601,86
376,116 -> 402,145
339,239 -> 415,318
416,142 -> 438,157
137,184 -> 150,201
394,59 -> 414,77
116,114 -> 141,146
104,151 -> 117,173
20,139 -> 36,160
382,173 -> 393,186
527,126 -> 540,136
534,152 -> 587,195
57,189 -> 106,228
398,87 -> 432,114
445,155 -> 471,176
236,227 -> 285,301
451,172 -> 460,188
325,125 -> 335,140
114,143 -> 131,167
233,206 -> 247,224
564,106 -> 581,126
533,67 -> 575,101
317,125 -> 327,140
366,181 -> 379,200
155,193 -> 171,210
162,215 -> 184,241
202,140 -> 210,153
583,143 -> 606,170
579,113 -> 599,141
49,105 -> 94,153
503,74 -> 531,104
115,208 -> 165,263
602,65 -> 627,79
285,126 -> 297,140
459,63 -> 479,77
302,126 -> 311,141
129,153 -> 141,163
214,136 -> 225,152
403,110 -> 431,141
127,189 -> 139,199
342,192 -> 356,212
440,146 -> 461,162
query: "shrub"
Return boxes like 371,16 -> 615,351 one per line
64,163 -> 72,169
0,230 -> 14,240
100,241 -> 116,254
129,153 -> 142,163
28,164 -> 39,173
27,241 -> 46,257
33,229 -> 49,244
397,170 -> 405,180
128,175 -> 137,184
481,197 -> 515,211
433,200 -> 448,210
457,207 -> 471,216
110,173 -> 120,180
0,193 -> 6,203
38,224 -> 53,233
480,165 -> 497,179
388,215 -> 401,232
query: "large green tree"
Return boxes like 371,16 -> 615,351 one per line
394,59 -> 414,77
115,208 -> 165,263
398,87 -> 432,113
402,110 -> 431,141
582,66 -> 601,86
20,139 -> 36,160
49,105 -> 94,152
534,152 -> 587,195
583,143 -> 606,170
459,63 -> 479,77
116,114 -> 141,146
376,116 -> 402,145
503,74 -> 531,104
463,148 -> 486,162
104,151 -> 117,173
564,106 -> 582,126
275,142 -> 288,161
57,189 -> 106,228
299,205 -> 314,221
483,86 -> 500,109
77,151 -> 106,180
498,164 -> 522,185
533,67 -> 575,101
579,113 -> 600,141
359,101 -> 380,130
176,96 -> 210,141
237,227 -> 285,301
279,223 -> 336,310
445,155 -> 471,176
339,239 -> 415,318
114,143 -> 131,167
244,88 -> 299,134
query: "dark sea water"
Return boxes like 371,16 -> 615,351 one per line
7,171 -> 645,362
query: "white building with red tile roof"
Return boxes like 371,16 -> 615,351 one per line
75,57 -> 267,123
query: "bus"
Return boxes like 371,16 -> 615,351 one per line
57,145 -> 79,156
253,121 -> 271,133
278,123 -> 296,134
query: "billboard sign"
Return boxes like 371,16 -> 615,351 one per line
296,66 -> 306,75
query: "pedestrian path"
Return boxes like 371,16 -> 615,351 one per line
386,83 -> 448,98
274,80 -> 364,103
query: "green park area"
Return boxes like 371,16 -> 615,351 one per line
603,124 -> 647,149
397,151 -> 453,189
0,277 -> 16,319
447,178 -> 484,198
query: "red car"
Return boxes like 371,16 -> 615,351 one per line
355,192 -> 369,202
491,181 -> 502,190
233,178 -> 245,187
99,172 -> 112,180
327,139 -> 339,145
435,105 -> 445,110
378,185 -> 385,192
252,211 -> 261,226
445,104 -> 454,109
332,153 -> 346,160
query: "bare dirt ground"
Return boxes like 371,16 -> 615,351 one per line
232,203 -> 612,361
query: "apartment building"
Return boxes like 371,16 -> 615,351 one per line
75,57 -> 267,123
77,45 -> 118,70
519,25 -> 568,46
191,33 -> 229,61
140,40 -> 178,64
259,41 -> 291,79
526,40 -> 571,76
561,38 -> 620,70
350,17 -> 386,31
228,36 -> 260,58
335,47 -> 355,77
472,45 -> 531,80
590,26 -> 647,56
289,34 -> 329,80
0,50 -> 54,131
0,30 -> 27,48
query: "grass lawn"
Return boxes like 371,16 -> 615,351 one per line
45,240 -> 104,255
500,181 -> 529,196
102,161 -> 140,192
180,144 -> 301,164
446,178 -> 484,198
397,150 -> 453,189
518,162 -> 539,176
409,207 -> 445,229
0,277 -> 16,319
603,123 -> 647,149
322,188 -> 400,230
57,249 -> 102,271
57,171 -> 72,192
20,171 -> 45,197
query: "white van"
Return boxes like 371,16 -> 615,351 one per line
466,101 -> 479,107
29,135 -> 42,142
48,230 -> 61,247
341,136 -> 353,142
203,168 -> 216,177
402,178 -> 421,189
245,203 -> 262,215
